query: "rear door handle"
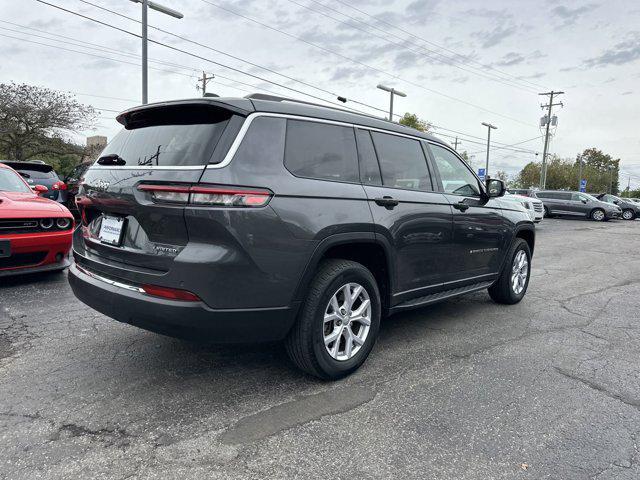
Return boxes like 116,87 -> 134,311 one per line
452,201 -> 470,212
374,196 -> 399,209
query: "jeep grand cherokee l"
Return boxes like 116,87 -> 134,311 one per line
69,94 -> 535,379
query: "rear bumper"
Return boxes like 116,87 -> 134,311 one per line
0,230 -> 72,276
68,263 -> 299,343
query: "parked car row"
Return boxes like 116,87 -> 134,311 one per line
0,160 -> 91,218
0,162 -> 74,277
510,188 -> 639,222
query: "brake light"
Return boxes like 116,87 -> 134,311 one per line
52,181 -> 67,191
141,284 -> 201,302
138,184 -> 272,207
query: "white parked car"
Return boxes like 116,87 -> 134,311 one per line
503,193 -> 544,223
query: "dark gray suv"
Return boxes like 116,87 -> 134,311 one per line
537,190 -> 621,221
69,95 -> 535,379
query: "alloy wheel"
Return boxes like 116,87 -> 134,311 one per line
511,250 -> 529,295
323,283 -> 372,361
592,210 -> 605,221
623,210 -> 634,220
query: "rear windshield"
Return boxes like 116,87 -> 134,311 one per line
101,105 -> 233,167
0,168 -> 32,193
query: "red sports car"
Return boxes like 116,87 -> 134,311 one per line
0,162 -> 74,277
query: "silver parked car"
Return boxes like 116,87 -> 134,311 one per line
536,190 -> 621,221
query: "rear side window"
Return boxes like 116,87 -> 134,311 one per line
430,144 -> 480,196
102,105 -> 233,167
370,132 -> 432,191
355,129 -> 381,185
284,120 -> 358,183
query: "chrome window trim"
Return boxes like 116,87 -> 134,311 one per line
89,165 -> 207,171
206,112 -> 447,171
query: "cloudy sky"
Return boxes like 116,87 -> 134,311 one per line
1,0 -> 639,187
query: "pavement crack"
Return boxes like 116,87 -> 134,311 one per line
49,422 -> 135,448
554,366 -> 640,412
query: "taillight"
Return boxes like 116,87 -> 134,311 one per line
52,181 -> 67,191
141,284 -> 201,302
138,184 -> 272,207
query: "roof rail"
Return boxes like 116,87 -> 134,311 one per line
244,93 -> 382,120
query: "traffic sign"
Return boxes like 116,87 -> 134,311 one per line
580,179 -> 587,192
478,168 -> 486,181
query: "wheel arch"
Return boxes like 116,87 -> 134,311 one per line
292,233 -> 395,312
514,225 -> 535,256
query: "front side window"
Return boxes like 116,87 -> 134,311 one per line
370,132 -> 432,191
284,120 -> 358,183
430,144 -> 481,196
0,168 -> 32,193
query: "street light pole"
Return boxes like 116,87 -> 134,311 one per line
130,0 -> 183,104
481,122 -> 497,177
377,84 -> 406,121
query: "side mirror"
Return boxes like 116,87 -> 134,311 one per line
485,178 -> 506,198
613,200 -> 619,204
581,199 -> 587,204
33,185 -> 48,195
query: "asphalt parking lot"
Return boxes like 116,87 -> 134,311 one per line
1,218 -> 639,479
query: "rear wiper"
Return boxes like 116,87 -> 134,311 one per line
97,154 -> 126,166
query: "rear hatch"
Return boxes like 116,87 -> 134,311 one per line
75,100 -> 249,275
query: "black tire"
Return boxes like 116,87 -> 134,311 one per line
622,209 -> 635,221
543,206 -> 552,218
285,259 -> 381,380
488,238 -> 531,305
590,208 -> 606,221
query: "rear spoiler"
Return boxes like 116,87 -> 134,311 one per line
0,161 -> 54,173
116,98 -> 254,128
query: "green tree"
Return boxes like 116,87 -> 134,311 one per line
399,112 -> 432,132
0,82 -> 96,161
578,148 -> 620,194
513,155 -> 575,190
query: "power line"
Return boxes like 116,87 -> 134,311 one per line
466,135 -> 543,155
287,0 -> 539,94
35,0 -> 377,116
331,0 -> 550,91
0,31 -> 300,103
26,2 -> 542,155
199,0 -> 538,127
74,0 -> 376,115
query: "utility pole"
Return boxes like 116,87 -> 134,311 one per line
481,122 -> 497,177
130,0 -> 183,104
453,137 -> 460,151
627,176 -> 631,197
538,90 -> 564,189
577,154 -> 583,191
609,165 -> 615,194
377,84 -> 406,121
197,71 -> 215,96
